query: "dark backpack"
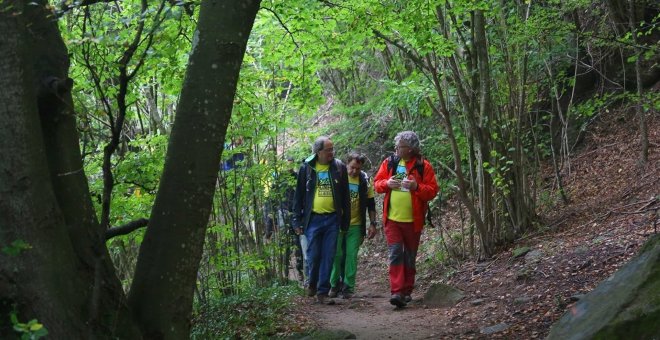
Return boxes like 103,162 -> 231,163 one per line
386,154 -> 439,228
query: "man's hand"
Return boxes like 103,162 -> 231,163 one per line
295,227 -> 303,235
387,176 -> 401,189
367,225 -> 377,239
401,177 -> 418,191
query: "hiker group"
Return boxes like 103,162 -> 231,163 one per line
285,131 -> 439,307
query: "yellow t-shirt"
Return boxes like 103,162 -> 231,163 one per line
312,163 -> 335,213
348,175 -> 375,225
388,160 -> 413,222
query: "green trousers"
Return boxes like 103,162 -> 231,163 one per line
330,225 -> 362,292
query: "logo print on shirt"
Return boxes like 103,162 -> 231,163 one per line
349,182 -> 359,209
395,165 -> 407,191
317,171 -> 332,197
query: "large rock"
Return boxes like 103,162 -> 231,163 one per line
547,234 -> 660,339
423,283 -> 464,307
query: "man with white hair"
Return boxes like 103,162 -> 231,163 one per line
374,131 -> 439,308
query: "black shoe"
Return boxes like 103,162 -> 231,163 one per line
305,287 -> 317,297
342,291 -> 353,299
404,295 -> 412,303
390,294 -> 406,307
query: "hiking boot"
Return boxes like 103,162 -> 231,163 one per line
342,291 -> 353,299
305,286 -> 317,297
316,294 -> 336,305
404,295 -> 412,303
328,286 -> 339,298
390,294 -> 407,308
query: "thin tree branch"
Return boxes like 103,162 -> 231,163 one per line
105,218 -> 149,240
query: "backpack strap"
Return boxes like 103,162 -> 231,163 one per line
387,154 -> 399,176
388,154 -> 425,178
415,157 -> 425,179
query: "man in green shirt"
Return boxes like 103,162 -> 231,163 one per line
330,152 -> 378,298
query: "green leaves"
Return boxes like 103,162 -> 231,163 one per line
1,240 -> 31,256
10,310 -> 48,340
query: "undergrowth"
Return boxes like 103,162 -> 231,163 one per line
191,284 -> 302,339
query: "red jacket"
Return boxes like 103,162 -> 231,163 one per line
374,156 -> 439,232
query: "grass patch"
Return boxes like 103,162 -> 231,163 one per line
191,284 -> 303,339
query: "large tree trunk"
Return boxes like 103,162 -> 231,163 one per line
0,1 -> 137,337
127,0 -> 261,337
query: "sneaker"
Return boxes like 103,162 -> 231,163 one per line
305,286 -> 317,297
328,286 -> 339,298
404,295 -> 412,303
390,294 -> 407,307
342,291 -> 353,299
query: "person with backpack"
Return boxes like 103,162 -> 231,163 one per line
293,136 -> 350,304
373,131 -> 439,307
329,152 -> 378,299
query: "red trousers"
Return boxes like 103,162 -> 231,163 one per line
384,219 -> 421,296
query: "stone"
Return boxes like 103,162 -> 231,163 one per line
423,283 -> 465,308
547,235 -> 660,339
513,296 -> 531,304
524,249 -> 544,263
569,294 -> 585,302
480,322 -> 509,334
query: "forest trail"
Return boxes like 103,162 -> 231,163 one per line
306,292 -> 445,339
301,257 -> 449,339
291,104 -> 659,339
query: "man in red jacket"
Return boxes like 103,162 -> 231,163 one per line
374,131 -> 439,307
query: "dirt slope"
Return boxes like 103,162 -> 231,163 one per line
289,105 -> 659,339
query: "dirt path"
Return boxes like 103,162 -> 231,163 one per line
297,241 -> 462,339
308,295 -> 444,339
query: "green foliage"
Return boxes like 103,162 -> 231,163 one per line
1,240 -> 31,256
84,134 -> 165,227
512,246 -> 531,258
10,310 -> 48,340
418,233 -> 449,270
190,285 -> 300,339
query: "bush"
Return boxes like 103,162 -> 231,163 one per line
191,284 -> 302,339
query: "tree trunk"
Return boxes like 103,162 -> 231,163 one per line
127,0 -> 261,337
0,1 -> 138,337
628,0 -> 648,164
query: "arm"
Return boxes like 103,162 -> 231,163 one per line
373,158 -> 391,194
366,177 -> 379,239
412,160 -> 439,202
366,197 -> 379,239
